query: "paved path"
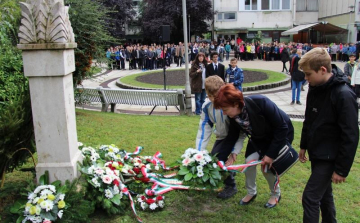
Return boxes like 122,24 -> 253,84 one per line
80,59 -> 346,119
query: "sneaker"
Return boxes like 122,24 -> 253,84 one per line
217,186 -> 237,199
296,101 -> 302,105
290,101 -> 295,105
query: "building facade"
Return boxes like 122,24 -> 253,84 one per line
213,0 -> 319,43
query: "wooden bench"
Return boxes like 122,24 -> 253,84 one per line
75,87 -> 185,115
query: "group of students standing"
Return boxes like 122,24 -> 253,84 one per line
193,47 -> 359,223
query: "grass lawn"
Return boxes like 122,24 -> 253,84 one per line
119,68 -> 287,90
1,110 -> 359,223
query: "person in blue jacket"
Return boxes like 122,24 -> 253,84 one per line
225,58 -> 244,91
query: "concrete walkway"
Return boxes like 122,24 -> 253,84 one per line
80,59 -> 346,119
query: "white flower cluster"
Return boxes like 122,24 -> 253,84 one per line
23,185 -> 65,223
86,162 -> 124,200
81,147 -> 100,162
136,195 -> 165,211
100,145 -> 122,160
181,148 -> 213,177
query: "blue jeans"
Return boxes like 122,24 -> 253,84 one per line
292,80 -> 302,102
195,89 -> 206,114
226,51 -> 230,60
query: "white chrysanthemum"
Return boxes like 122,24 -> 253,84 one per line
40,201 -> 47,209
32,197 -> 39,204
120,184 -> 125,190
92,177 -> 101,188
204,155 -> 212,162
141,202 -> 148,210
199,160 -> 207,166
197,171 -> 204,177
99,145 -> 108,150
112,162 -> 119,167
35,205 -> 41,215
102,175 -> 112,184
58,194 -> 65,201
28,192 -> 36,200
149,203 -> 158,210
78,142 -> 83,147
34,185 -> 47,194
119,192 -> 123,199
90,155 -> 97,161
45,200 -> 54,212
213,163 -> 218,168
196,165 -> 203,171
105,189 -> 114,199
40,189 -> 52,197
158,200 -> 165,208
146,164 -> 151,169
105,168 -> 114,176
107,152 -> 116,158
154,165 -> 160,171
58,210 -> 64,219
113,147 -> 119,153
137,197 -> 143,203
87,166 -> 95,174
201,150 -> 209,154
40,194 -> 47,199
48,185 -> 56,193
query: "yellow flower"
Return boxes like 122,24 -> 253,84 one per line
58,200 -> 66,209
29,206 -> 37,215
26,203 -> 32,208
109,148 -> 113,152
47,194 -> 56,201
37,198 -> 44,204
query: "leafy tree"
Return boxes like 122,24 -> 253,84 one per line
101,0 -> 135,40
65,0 -> 115,85
140,0 -> 213,43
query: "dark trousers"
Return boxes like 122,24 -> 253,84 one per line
282,61 -> 288,72
120,58 -> 125,69
302,160 -> 337,223
177,56 -> 183,66
211,139 -> 236,188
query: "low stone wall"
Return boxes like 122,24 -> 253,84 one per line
116,76 -> 291,92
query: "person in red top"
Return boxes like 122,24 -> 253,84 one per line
237,37 -> 242,46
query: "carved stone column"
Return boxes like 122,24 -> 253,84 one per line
17,0 -> 81,183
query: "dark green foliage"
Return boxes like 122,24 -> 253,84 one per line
0,0 -> 35,187
65,0 -> 116,85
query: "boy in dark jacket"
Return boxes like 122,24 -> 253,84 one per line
225,58 -> 244,91
298,48 -> 359,223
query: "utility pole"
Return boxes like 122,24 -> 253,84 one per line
348,5 -> 355,43
182,0 -> 192,115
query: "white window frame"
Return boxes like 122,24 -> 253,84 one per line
239,0 -> 291,11
217,12 -> 237,21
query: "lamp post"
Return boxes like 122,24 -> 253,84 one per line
182,0 -> 192,115
188,15 -> 191,42
348,5 -> 355,43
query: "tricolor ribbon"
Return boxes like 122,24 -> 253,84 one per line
121,186 -> 143,223
147,151 -> 178,170
124,146 -> 143,160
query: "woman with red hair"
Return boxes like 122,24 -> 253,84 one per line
214,84 -> 294,208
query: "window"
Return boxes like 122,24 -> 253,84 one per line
261,0 -> 270,10
242,0 -> 290,11
224,13 -> 236,20
217,12 -> 236,21
247,31 -> 258,38
262,31 -> 270,38
282,0 -> 290,9
297,0 -> 318,11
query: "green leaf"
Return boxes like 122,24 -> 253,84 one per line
51,180 -> 61,188
191,166 -> 196,174
203,168 -> 209,173
209,178 -> 216,186
202,174 -> 209,182
212,170 -> 222,180
184,173 -> 193,181
41,211 -> 57,221
177,168 -> 189,175
10,200 -> 25,214
111,194 -> 121,205
16,216 -> 25,223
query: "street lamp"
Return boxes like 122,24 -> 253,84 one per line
348,5 -> 355,43
188,15 -> 191,42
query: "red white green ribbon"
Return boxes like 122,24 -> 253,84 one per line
124,146 -> 143,159
121,186 -> 143,223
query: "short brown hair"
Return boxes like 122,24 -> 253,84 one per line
230,58 -> 238,63
299,47 -> 331,73
205,76 -> 224,96
213,84 -> 245,110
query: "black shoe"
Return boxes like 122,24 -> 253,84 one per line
239,194 -> 257,205
290,101 -> 295,105
264,195 -> 281,209
217,186 -> 237,199
296,101 -> 302,105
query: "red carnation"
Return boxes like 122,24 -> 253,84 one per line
146,198 -> 155,204
133,167 -> 141,174
113,179 -> 120,186
156,196 -> 163,201
141,195 -> 146,201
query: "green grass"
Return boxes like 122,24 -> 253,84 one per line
1,110 -> 360,223
119,68 -> 287,90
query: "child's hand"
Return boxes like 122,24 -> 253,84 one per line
225,153 -> 237,166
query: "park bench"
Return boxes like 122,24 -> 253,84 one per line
75,87 -> 185,115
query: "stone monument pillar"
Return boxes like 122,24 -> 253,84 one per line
17,0 -> 81,183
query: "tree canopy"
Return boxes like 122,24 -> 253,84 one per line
140,0 -> 213,43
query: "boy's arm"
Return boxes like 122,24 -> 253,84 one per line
195,105 -> 213,151
233,69 -> 244,86
333,88 -> 359,177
